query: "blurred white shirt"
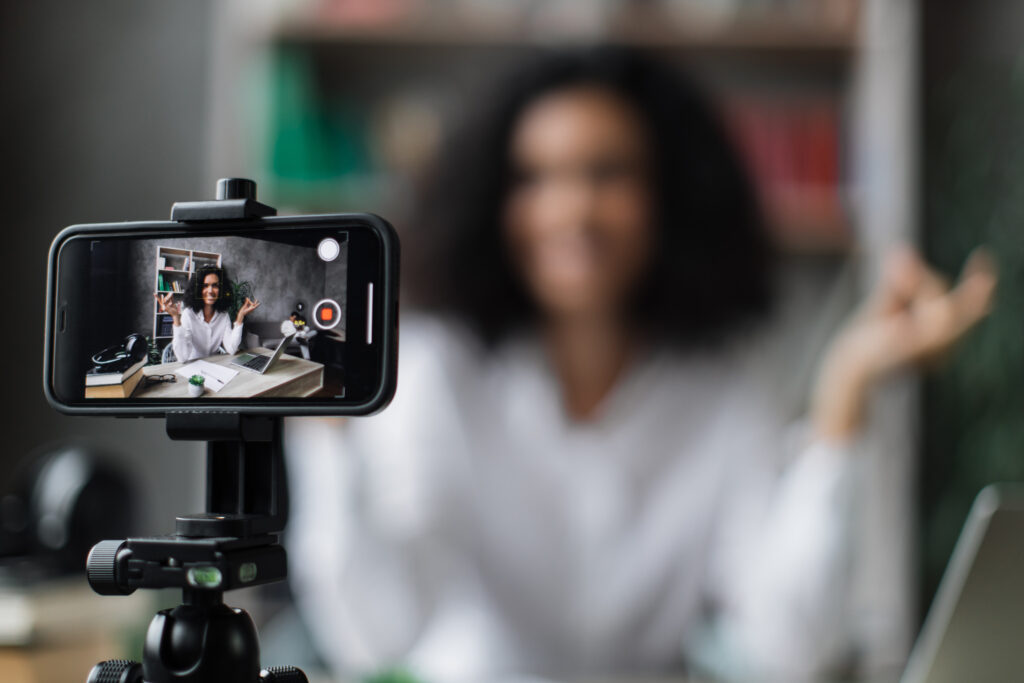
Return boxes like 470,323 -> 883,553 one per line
285,315 -> 909,682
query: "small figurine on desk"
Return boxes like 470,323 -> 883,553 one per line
281,311 -> 317,360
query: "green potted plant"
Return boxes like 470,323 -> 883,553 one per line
229,280 -> 256,321
187,374 -> 205,397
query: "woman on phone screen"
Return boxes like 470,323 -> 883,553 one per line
155,265 -> 260,363
286,49 -> 996,682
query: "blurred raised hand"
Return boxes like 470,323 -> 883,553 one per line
813,247 -> 998,440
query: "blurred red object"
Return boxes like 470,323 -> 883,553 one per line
724,94 -> 849,251
317,0 -> 418,26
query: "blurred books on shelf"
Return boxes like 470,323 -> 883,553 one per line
724,95 -> 849,252
273,0 -> 859,49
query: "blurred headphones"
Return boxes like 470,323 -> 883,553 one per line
91,332 -> 148,368
0,444 -> 133,576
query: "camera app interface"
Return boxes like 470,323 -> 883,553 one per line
82,229 -> 349,400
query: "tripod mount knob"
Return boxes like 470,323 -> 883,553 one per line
87,540 -> 134,595
260,666 -> 309,682
87,659 -> 143,683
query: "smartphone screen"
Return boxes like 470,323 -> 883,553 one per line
46,215 -> 398,415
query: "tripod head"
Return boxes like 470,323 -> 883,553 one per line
87,414 -> 288,597
85,181 -> 308,683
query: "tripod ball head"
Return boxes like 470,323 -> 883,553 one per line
142,595 -> 261,683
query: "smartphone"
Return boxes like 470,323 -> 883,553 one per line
44,213 -> 398,416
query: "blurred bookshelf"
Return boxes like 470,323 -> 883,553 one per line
273,9 -> 858,54
208,0 -> 912,260
152,246 -> 222,350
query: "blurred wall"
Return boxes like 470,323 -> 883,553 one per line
922,0 -> 1024,607
0,2 -> 214,533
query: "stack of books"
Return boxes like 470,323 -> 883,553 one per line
83,358 -> 146,398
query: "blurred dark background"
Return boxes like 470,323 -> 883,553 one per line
921,0 -> 1024,609
1,1 -> 211,534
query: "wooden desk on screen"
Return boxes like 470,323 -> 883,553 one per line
135,348 -> 324,398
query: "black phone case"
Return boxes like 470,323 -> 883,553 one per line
44,213 -> 399,417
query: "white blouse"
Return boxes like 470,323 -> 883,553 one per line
171,307 -> 242,362
285,315 -> 908,682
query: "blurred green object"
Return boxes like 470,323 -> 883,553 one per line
145,336 -> 161,366
923,56 -> 1024,609
362,668 -> 426,683
265,46 -> 373,207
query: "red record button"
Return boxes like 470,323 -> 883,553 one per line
313,299 -> 341,330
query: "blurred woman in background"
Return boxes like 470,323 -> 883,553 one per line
286,49 -> 995,682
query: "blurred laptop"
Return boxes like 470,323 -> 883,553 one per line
230,333 -> 295,374
901,483 -> 1024,683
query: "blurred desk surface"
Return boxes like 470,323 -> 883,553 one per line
136,348 -> 323,398
305,675 -> 889,683
0,576 -> 151,683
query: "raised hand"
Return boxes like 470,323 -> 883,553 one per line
154,292 -> 182,325
236,297 -> 261,324
813,246 -> 997,440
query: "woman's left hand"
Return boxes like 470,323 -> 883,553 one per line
236,297 -> 261,324
812,246 -> 997,441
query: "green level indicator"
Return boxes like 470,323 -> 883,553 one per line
186,566 -> 223,589
239,562 -> 258,583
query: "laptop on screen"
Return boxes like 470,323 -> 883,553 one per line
230,333 -> 295,375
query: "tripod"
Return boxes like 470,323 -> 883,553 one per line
86,413 -> 306,683
85,180 -> 304,682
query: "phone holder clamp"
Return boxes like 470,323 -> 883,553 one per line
170,177 -> 277,222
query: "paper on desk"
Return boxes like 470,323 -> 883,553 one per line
175,360 -> 238,392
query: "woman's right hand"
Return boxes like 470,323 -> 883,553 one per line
812,247 -> 997,441
155,292 -> 182,325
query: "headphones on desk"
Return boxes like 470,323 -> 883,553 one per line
91,333 -> 148,371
